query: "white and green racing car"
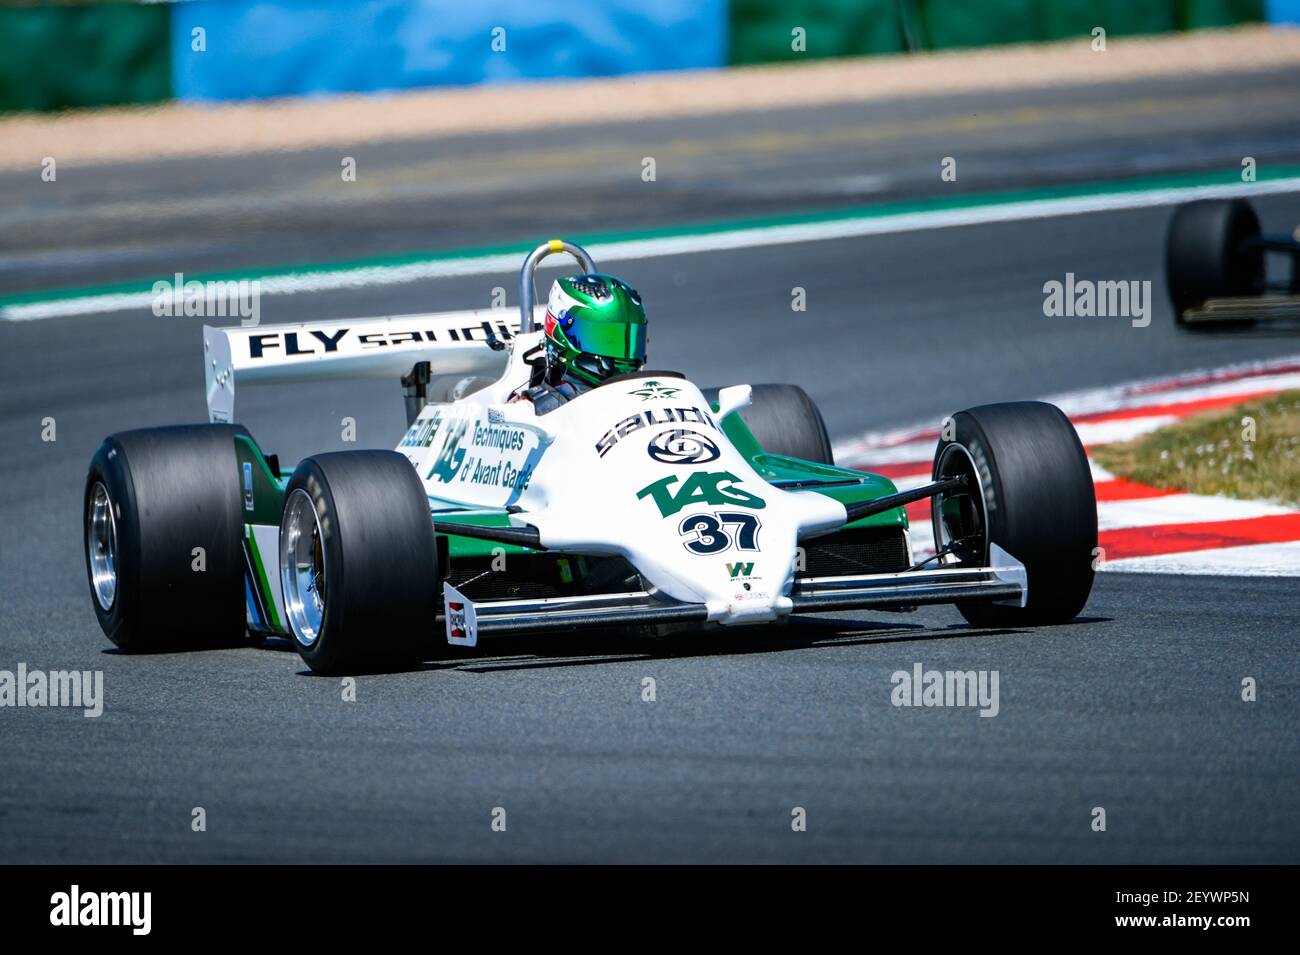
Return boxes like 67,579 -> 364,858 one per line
84,241 -> 1098,674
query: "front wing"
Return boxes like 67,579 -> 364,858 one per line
437,546 -> 1028,645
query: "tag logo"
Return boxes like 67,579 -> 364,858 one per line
636,471 -> 766,518
428,418 -> 469,482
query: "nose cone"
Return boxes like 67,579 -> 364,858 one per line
687,488 -> 845,624
636,507 -> 807,624
707,555 -> 794,625
526,376 -> 850,621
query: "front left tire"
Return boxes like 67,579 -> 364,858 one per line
84,424 -> 250,652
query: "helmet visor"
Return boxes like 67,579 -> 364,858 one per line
572,352 -> 644,383
564,314 -> 647,365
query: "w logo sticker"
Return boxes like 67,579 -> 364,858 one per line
727,562 -> 755,579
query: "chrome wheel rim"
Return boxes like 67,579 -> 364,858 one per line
87,482 -> 118,611
932,443 -> 986,563
281,488 -> 327,647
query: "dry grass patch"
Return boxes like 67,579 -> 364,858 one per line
1092,391 -> 1300,506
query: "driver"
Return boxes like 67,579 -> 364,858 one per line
515,273 -> 647,414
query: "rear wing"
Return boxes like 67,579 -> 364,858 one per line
203,308 -> 541,422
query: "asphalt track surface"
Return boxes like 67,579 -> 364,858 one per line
5,66 -> 1300,295
2,71 -> 1299,862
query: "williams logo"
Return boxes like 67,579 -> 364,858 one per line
629,380 -> 680,401
648,429 -> 720,465
726,561 -> 756,579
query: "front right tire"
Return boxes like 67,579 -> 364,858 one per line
280,451 -> 442,675
932,401 -> 1097,627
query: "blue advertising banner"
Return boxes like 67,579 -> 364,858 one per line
1268,0 -> 1300,22
172,0 -> 727,102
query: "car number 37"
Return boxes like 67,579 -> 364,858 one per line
678,512 -> 762,555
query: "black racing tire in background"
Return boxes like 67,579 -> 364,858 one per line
1165,198 -> 1263,327
84,424 -> 251,652
702,383 -> 834,465
931,401 -> 1096,627
280,450 -> 441,675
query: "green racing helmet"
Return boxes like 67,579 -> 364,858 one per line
543,273 -> 647,387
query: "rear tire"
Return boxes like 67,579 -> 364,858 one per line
931,402 -> 1096,627
1165,199 -> 1263,327
703,383 -> 834,464
280,451 -> 441,675
84,424 -> 250,652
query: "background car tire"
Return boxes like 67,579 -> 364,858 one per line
703,383 -> 834,464
280,450 -> 441,675
1165,198 -> 1263,327
931,401 -> 1096,627
84,424 -> 251,652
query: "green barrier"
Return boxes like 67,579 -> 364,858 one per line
728,0 -> 908,65
0,2 -> 171,113
1040,0 -> 1178,41
921,0 -> 1189,49
919,0 -> 1042,50
729,0 -> 1266,64
1179,0 -> 1266,28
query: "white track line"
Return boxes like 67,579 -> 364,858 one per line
7,177 -> 1300,321
841,358 -> 1300,576
1074,415 -> 1181,446
1098,540 -> 1300,576
844,440 -> 937,466
834,361 -> 1300,465
891,472 -> 933,491
841,415 -> 1185,469
1097,494 -> 1295,531
1047,371 -> 1300,419
909,528 -> 939,562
